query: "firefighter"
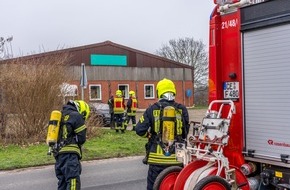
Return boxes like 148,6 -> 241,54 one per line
125,90 -> 138,131
54,100 -> 90,190
107,94 -> 114,129
113,89 -> 126,133
135,78 -> 189,190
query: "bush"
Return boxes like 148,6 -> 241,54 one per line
86,113 -> 104,139
0,54 -> 71,144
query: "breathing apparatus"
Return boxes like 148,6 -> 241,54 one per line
46,110 -> 62,155
161,106 -> 176,156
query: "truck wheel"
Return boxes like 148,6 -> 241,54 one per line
193,176 -> 231,190
153,166 -> 182,190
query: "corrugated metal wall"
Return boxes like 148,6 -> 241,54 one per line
68,66 -> 192,81
65,41 -> 192,69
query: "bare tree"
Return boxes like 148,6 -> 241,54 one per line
156,37 -> 208,105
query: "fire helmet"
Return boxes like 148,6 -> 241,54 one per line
129,90 -> 135,96
116,90 -> 122,97
156,78 -> 176,98
69,100 -> 90,121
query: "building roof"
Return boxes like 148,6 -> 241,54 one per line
1,41 -> 193,69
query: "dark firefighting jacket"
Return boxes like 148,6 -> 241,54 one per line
57,104 -> 87,159
127,97 -> 138,116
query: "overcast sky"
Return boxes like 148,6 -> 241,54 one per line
1,0 -> 215,57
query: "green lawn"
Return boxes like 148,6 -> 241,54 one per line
0,129 -> 147,170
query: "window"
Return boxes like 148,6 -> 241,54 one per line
89,85 -> 102,101
118,84 -> 129,99
144,84 -> 155,99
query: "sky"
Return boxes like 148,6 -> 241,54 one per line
1,0 -> 215,58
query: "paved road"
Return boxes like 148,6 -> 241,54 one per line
0,156 -> 148,190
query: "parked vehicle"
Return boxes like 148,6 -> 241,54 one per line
154,0 -> 290,189
90,103 -> 111,127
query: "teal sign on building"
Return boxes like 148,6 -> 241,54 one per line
90,54 -> 127,66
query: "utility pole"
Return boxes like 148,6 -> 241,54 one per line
80,63 -> 88,100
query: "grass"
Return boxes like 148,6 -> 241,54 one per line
0,128 -> 147,170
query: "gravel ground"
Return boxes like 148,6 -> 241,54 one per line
188,108 -> 207,123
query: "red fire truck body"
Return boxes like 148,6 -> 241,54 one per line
153,1 -> 290,189
209,0 -> 290,188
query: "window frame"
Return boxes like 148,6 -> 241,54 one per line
89,84 -> 102,101
144,84 -> 155,99
118,84 -> 129,99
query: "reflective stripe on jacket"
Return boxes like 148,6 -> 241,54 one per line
59,144 -> 81,157
147,143 -> 181,165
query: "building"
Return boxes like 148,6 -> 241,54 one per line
1,41 -> 194,108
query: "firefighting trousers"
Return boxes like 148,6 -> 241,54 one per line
147,164 -> 169,190
125,115 -> 136,129
55,153 -> 82,190
114,113 -> 125,130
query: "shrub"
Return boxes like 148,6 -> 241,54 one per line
0,54 -> 71,144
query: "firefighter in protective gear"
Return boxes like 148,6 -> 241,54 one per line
136,78 -> 189,190
107,94 -> 114,129
112,89 -> 126,133
54,100 -> 90,190
125,90 -> 138,131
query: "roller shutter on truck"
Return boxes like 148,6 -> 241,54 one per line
241,0 -> 290,163
243,24 -> 290,162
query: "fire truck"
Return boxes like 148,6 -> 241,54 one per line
153,0 -> 290,189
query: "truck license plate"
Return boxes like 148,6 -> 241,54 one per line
223,82 -> 239,99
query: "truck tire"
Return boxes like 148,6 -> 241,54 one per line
153,166 -> 182,190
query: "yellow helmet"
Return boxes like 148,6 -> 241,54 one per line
129,90 -> 135,96
73,100 -> 90,121
116,90 -> 122,97
156,78 -> 176,98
